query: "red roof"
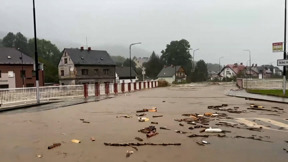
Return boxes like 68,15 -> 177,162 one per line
226,64 -> 246,74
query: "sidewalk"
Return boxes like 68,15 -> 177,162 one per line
226,89 -> 288,104
0,95 -> 115,113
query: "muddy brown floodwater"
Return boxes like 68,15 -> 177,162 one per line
0,83 -> 287,162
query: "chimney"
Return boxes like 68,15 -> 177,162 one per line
255,64 -> 257,67
88,47 -> 91,51
80,46 -> 84,51
240,63 -> 243,65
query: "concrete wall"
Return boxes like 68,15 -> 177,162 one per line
240,78 -> 288,89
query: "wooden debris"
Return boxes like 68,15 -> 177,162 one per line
235,135 -> 271,142
188,134 -> 209,138
104,142 -> 181,146
152,115 -> 163,118
48,143 -> 61,149
135,137 -> 144,142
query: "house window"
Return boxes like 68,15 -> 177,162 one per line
61,70 -> 64,76
103,69 -> 109,75
82,69 -> 88,75
94,69 -> 99,75
64,58 -> 68,64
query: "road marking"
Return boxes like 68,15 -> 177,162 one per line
236,118 -> 269,129
254,118 -> 288,129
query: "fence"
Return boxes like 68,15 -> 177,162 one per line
0,81 -> 158,107
237,78 -> 287,89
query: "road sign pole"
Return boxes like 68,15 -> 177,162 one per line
283,0 -> 287,95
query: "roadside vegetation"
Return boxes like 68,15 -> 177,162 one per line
246,89 -> 288,98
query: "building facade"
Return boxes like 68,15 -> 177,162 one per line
0,47 -> 44,89
157,66 -> 186,84
58,47 -> 116,85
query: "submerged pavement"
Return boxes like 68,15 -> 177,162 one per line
0,83 -> 287,162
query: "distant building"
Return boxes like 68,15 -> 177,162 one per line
0,47 -> 44,88
58,47 -> 116,85
133,57 -> 149,68
115,67 -> 138,83
218,63 -> 246,79
219,63 -> 282,80
157,65 -> 186,84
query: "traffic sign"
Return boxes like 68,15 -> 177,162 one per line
273,42 -> 283,52
277,59 -> 288,66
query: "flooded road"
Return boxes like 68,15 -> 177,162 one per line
0,83 -> 287,162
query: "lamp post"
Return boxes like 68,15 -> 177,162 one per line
243,49 -> 251,79
192,48 -> 199,72
18,48 -> 24,87
283,0 -> 287,95
218,56 -> 224,72
129,42 -> 141,83
33,0 -> 40,103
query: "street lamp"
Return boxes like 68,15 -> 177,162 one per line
218,56 -> 224,72
33,0 -> 40,103
129,42 -> 141,83
243,49 -> 251,79
18,48 -> 24,87
192,48 -> 199,72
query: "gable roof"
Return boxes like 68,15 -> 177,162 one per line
157,66 -> 181,77
64,48 -> 115,66
116,67 -> 137,77
0,47 -> 35,65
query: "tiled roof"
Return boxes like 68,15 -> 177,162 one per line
65,48 -> 115,66
116,67 -> 137,77
157,66 -> 181,77
0,47 -> 34,64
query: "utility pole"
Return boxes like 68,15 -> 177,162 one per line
129,42 -> 141,83
283,0 -> 287,95
33,0 -> 40,103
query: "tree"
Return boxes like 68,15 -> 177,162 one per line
2,32 -> 16,47
123,58 -> 137,69
28,38 -> 61,65
191,60 -> 208,82
15,32 -> 30,54
111,56 -> 126,66
143,51 -> 163,79
28,38 -> 61,83
160,39 -> 192,77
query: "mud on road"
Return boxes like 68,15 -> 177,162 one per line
0,83 -> 287,162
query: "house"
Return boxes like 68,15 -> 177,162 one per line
58,47 -> 116,85
115,67 -> 138,83
0,47 -> 44,88
218,63 -> 246,79
157,65 -> 186,84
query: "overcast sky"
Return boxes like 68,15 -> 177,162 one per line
0,0 -> 286,66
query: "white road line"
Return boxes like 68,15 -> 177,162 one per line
236,118 -> 270,129
254,118 -> 288,129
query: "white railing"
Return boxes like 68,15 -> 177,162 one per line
0,81 -> 158,107
0,85 -> 84,106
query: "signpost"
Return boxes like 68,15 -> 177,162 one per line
277,59 -> 288,66
273,41 -> 286,95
